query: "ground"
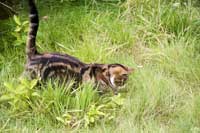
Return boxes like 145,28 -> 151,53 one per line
0,0 -> 200,132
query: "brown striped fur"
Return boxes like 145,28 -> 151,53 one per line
25,0 -> 134,94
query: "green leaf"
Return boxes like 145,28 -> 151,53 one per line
11,32 -> 18,38
97,104 -> 106,110
56,117 -> 65,124
0,95 -> 13,103
14,26 -> 21,32
96,111 -> 105,116
22,79 -> 28,85
32,92 -> 40,97
112,93 -> 124,106
108,115 -> 114,120
13,15 -> 21,25
22,21 -> 29,26
4,82 -> 14,92
89,117 -> 94,123
29,79 -> 38,89
63,113 -> 72,120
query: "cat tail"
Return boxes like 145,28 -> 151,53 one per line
26,0 -> 39,59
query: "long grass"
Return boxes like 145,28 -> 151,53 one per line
0,0 -> 200,132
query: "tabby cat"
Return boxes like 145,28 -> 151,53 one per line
25,0 -> 134,94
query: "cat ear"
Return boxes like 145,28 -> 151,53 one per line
127,67 -> 134,74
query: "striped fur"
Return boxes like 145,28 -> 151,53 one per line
25,0 -> 134,94
27,0 -> 39,58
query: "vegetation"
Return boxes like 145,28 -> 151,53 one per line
0,0 -> 200,132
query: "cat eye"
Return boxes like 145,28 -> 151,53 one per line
102,68 -> 107,72
122,74 -> 128,77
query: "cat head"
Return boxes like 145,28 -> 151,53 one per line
81,63 -> 134,94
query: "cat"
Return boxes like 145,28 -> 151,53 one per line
24,0 -> 134,94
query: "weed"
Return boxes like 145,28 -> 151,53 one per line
12,15 -> 28,47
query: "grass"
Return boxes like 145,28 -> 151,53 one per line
0,0 -> 200,132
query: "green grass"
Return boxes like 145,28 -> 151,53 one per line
0,0 -> 200,132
